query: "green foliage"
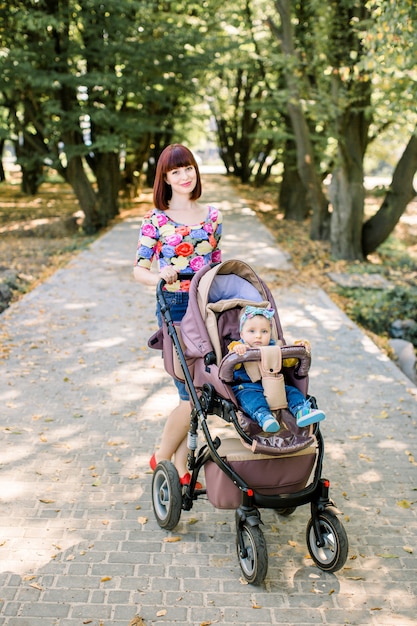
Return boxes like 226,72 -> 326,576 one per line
345,284 -> 417,342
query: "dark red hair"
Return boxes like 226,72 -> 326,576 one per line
153,144 -> 202,211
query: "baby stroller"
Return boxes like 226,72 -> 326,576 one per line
148,259 -> 348,584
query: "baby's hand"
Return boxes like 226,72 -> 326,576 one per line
233,343 -> 247,356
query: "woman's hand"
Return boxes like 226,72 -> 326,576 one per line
160,266 -> 178,284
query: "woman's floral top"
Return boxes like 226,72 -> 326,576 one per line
135,205 -> 222,292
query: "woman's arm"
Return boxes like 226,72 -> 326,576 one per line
133,264 -> 179,286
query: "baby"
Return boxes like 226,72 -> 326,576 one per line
228,306 -> 326,433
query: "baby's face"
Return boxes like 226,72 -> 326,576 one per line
240,315 -> 271,347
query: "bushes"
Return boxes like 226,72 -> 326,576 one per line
344,285 -> 417,344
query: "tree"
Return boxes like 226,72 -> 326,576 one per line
0,0 -> 220,232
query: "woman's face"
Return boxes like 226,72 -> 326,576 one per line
165,165 -> 197,196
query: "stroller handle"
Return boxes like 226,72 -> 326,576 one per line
219,344 -> 311,382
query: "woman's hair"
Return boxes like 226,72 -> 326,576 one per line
153,144 -> 202,211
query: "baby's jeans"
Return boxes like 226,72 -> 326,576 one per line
232,370 -> 310,422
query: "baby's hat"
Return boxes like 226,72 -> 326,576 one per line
239,305 -> 274,332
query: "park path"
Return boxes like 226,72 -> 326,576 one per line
0,174 -> 416,626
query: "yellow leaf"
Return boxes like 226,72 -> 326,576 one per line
129,615 -> 146,626
138,517 -> 148,525
156,609 -> 167,617
397,499 -> 411,509
373,410 -> 388,419
29,582 -> 43,590
403,546 -> 413,554
163,536 -> 181,543
128,617 -> 146,626
377,553 -> 398,558
39,499 -> 55,504
187,518 -> 198,525
101,576 -> 112,582
252,603 -> 262,609
200,621 -> 213,626
288,540 -> 297,547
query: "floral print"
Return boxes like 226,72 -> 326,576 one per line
135,206 -> 222,292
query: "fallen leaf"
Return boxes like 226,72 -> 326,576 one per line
288,540 -> 297,547
163,536 -> 181,543
187,518 -> 198,525
376,553 -> 398,559
200,621 -> 212,626
403,546 -> 413,554
239,576 -> 249,585
252,603 -> 262,608
138,517 -> 148,524
29,582 -> 43,590
373,410 -> 389,419
39,499 -> 55,504
156,609 -> 167,617
397,500 -> 411,509
101,576 -> 112,582
128,617 -> 146,626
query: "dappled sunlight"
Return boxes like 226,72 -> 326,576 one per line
357,469 -> 383,483
378,438 -> 408,452
64,301 -> 98,310
324,441 -> 348,464
82,336 -> 127,350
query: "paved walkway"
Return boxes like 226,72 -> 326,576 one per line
1,175 -> 417,626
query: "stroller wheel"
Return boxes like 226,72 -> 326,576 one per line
151,460 -> 182,530
236,522 -> 268,585
275,507 -> 297,517
306,511 -> 348,572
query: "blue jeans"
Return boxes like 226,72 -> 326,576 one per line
156,291 -> 189,401
232,368 -> 309,422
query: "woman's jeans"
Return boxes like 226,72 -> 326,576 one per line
156,291 -> 189,401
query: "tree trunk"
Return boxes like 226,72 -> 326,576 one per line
279,154 -> 308,221
96,152 -> 120,226
0,139 -> 5,182
329,165 -> 365,260
362,133 -> 417,257
269,1 -> 329,239
329,78 -> 371,260
65,155 -> 99,234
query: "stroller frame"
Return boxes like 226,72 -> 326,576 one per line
150,263 -> 348,584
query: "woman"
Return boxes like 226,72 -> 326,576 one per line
133,144 -> 222,486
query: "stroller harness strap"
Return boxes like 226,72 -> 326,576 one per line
245,345 -> 288,411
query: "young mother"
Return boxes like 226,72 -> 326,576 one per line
133,144 -> 222,486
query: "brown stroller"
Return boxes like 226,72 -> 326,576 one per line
148,259 -> 348,584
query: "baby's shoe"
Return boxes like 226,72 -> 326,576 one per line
296,407 -> 326,428
260,414 -> 280,433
